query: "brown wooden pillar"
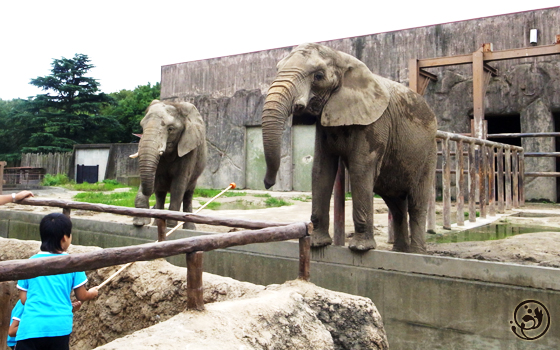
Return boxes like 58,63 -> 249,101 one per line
468,141 -> 477,222
488,146 -> 496,216
473,47 -> 486,139
456,140 -> 465,226
333,158 -> 345,246
0,161 -> 6,195
497,146 -> 505,213
0,281 -> 14,350
157,219 -> 167,242
298,236 -> 311,281
442,136 -> 451,229
186,251 -> 204,311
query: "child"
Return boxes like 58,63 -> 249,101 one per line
15,213 -> 99,350
7,300 -> 23,349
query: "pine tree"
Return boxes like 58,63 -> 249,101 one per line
21,54 -> 122,153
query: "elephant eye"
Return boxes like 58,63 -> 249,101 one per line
314,72 -> 325,81
168,126 -> 175,132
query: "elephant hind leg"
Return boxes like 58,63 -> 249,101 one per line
407,188 -> 431,254
133,184 -> 152,226
383,195 -> 410,252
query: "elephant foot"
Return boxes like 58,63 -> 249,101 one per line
167,220 -> 178,228
348,237 -> 377,251
408,244 -> 427,254
184,222 -> 196,230
391,244 -> 409,253
311,231 -> 332,247
133,216 -> 152,227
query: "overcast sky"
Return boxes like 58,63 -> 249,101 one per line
1,1 -> 558,100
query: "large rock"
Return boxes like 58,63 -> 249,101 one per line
97,280 -> 389,350
0,238 -> 388,349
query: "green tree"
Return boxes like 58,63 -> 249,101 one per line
0,98 -> 32,163
102,82 -> 160,142
21,54 -> 123,153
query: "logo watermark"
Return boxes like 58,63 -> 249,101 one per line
510,300 -> 550,340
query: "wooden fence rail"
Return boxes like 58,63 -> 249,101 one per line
433,131 -> 524,230
0,199 -> 311,311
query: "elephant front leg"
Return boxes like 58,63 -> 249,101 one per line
182,189 -> 196,230
133,184 -> 152,226
310,152 -> 339,248
164,188 -> 183,228
348,168 -> 376,251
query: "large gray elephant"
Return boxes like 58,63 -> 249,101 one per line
262,43 -> 437,253
133,100 -> 206,229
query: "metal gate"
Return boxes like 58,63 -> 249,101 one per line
76,165 -> 99,184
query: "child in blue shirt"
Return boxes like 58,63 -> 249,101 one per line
15,213 -> 99,350
7,300 -> 24,349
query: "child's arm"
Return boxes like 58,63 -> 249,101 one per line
8,319 -> 19,337
74,285 -> 99,302
19,290 -> 27,305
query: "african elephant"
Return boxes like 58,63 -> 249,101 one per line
133,100 -> 207,229
262,43 -> 437,253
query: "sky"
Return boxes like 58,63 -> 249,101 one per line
1,1 -> 559,100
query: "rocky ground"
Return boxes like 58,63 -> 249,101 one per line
3,187 -> 560,268
0,238 -> 388,350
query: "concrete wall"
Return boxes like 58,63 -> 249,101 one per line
160,7 -> 560,200
2,209 -> 559,349
69,144 -> 140,186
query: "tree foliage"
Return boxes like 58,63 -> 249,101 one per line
0,54 -> 160,163
102,82 -> 161,142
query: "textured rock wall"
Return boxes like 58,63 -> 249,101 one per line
161,7 -> 560,199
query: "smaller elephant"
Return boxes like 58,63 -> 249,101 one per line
133,100 -> 207,229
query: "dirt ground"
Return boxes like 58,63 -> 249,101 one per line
4,186 -> 560,268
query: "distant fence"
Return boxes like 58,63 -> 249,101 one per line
433,131 -> 524,230
20,152 -> 72,176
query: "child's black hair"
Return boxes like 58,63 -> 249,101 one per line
39,213 -> 72,253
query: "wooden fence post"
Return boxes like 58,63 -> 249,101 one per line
298,236 -> 311,281
456,140 -> 465,226
442,136 -> 451,229
0,161 -> 6,195
468,141 -> 477,222
488,146 -> 496,216
157,219 -> 167,242
497,147 -> 505,213
512,149 -> 519,208
186,251 -> 204,311
519,151 -> 525,206
333,158 -> 345,246
505,147 -> 512,210
427,142 -> 437,233
479,145 -> 487,219
0,281 -> 14,350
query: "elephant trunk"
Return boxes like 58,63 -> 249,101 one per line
138,131 -> 163,196
262,82 -> 295,189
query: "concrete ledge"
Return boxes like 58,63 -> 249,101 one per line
2,209 -> 560,349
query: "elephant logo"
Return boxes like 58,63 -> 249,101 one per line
510,300 -> 550,340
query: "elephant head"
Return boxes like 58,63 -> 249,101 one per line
262,43 -> 391,189
138,100 -> 205,196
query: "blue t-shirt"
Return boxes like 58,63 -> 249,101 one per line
6,300 -> 23,346
16,252 -> 87,341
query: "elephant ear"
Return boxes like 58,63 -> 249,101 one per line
176,102 -> 205,157
321,52 -> 391,127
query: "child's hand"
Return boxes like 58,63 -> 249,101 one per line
89,286 -> 99,298
72,301 -> 82,312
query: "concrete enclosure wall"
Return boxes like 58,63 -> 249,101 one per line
2,210 -> 559,349
161,7 -> 560,200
